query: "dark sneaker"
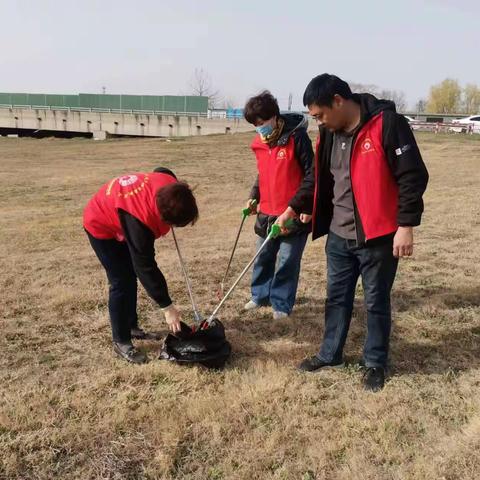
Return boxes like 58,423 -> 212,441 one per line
131,327 -> 159,340
113,342 -> 147,364
298,355 -> 344,372
363,367 -> 385,392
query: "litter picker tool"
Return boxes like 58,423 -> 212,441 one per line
219,199 -> 257,297
161,230 -> 231,369
171,228 -> 203,324
206,218 -> 296,326
160,218 -> 296,369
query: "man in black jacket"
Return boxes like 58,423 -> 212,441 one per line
277,74 -> 429,391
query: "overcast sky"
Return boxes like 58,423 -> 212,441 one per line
1,0 -> 478,110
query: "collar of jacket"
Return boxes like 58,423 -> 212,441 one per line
318,93 -> 396,145
352,93 -> 396,131
275,113 -> 309,147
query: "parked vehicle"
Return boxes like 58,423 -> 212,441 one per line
449,115 -> 480,134
404,115 -> 421,131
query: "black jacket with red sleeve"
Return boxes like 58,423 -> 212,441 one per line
118,166 -> 177,308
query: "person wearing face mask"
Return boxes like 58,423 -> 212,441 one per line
242,91 -> 314,320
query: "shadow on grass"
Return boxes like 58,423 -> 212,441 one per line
389,324 -> 480,375
393,284 -> 480,312
143,286 -> 480,376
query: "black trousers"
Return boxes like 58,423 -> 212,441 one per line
86,231 -> 138,343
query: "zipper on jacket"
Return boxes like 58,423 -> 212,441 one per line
268,147 -> 273,214
349,132 -> 363,247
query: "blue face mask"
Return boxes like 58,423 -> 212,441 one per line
255,123 -> 274,137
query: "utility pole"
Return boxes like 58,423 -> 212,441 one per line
288,93 -> 293,111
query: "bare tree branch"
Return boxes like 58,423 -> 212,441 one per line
416,99 -> 427,113
349,82 -> 407,112
189,68 -> 222,109
380,89 -> 407,112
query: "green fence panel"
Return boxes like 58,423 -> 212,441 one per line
185,96 -> 208,113
140,95 -> 159,111
120,95 -> 142,110
0,92 -> 208,113
97,94 -> 121,109
63,95 -> 80,108
28,94 -> 47,106
79,93 -> 100,108
164,96 -> 185,113
11,93 -> 29,105
64,95 -> 80,108
138,96 -> 152,111
155,96 -> 165,111
46,94 -> 66,107
0,93 -> 11,104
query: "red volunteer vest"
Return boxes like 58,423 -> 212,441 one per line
251,135 -> 303,216
313,112 -> 399,241
83,172 -> 176,241
350,113 -> 398,240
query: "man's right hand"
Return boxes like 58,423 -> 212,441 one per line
163,304 -> 181,333
300,213 -> 312,224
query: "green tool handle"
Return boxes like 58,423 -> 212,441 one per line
207,217 -> 297,325
242,199 -> 257,218
269,217 -> 297,238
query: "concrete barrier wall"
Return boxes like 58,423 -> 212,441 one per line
0,107 -> 318,139
0,107 -> 257,138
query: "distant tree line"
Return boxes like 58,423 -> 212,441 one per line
189,69 -> 480,115
421,79 -> 480,114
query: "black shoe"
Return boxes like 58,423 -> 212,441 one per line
113,342 -> 148,364
131,327 -> 159,340
298,355 -> 344,372
363,367 -> 385,392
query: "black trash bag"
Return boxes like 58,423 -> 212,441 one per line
159,318 -> 231,369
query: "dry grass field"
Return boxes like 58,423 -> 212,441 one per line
1,131 -> 480,479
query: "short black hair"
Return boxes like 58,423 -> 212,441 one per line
156,182 -> 198,227
153,167 -> 177,179
303,74 -> 353,107
244,90 -> 280,125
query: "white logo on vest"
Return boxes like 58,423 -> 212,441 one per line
118,175 -> 138,187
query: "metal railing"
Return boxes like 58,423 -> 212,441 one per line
0,104 -> 208,117
410,121 -> 477,133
